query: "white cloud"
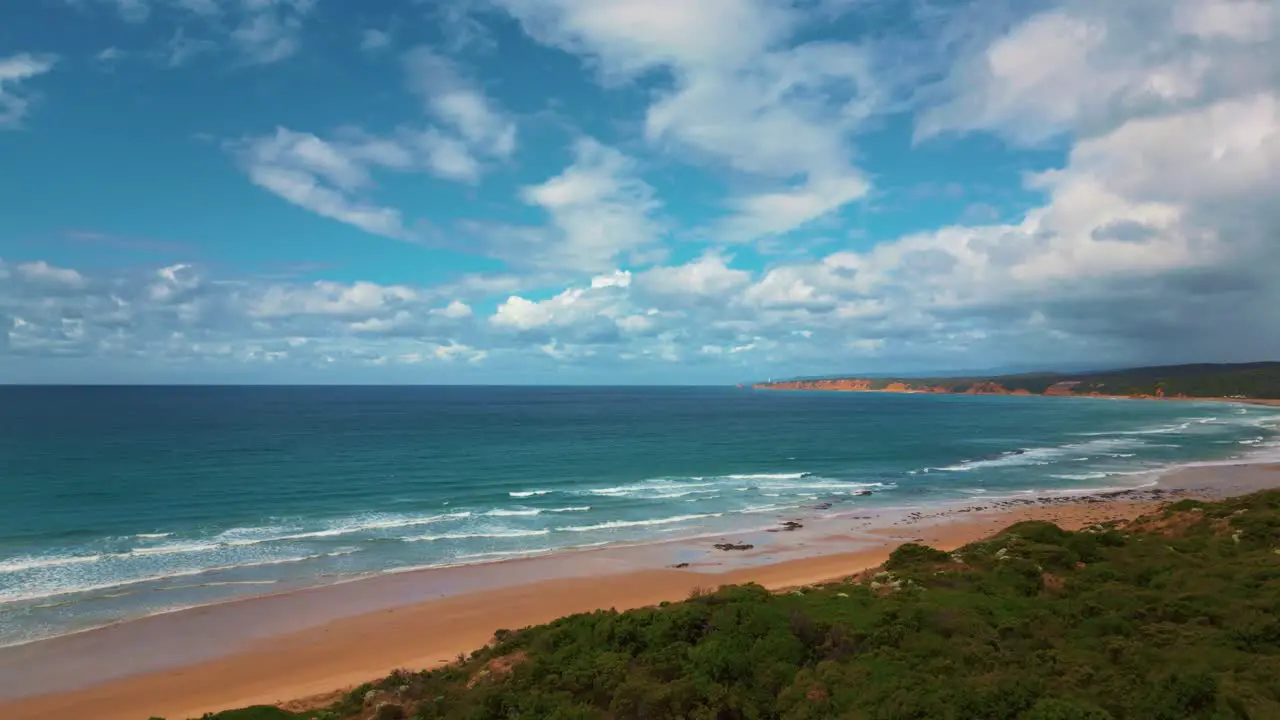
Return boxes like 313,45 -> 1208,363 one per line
432,341 -> 487,363
16,261 -> 86,289
491,296 -> 554,331
80,0 -> 316,65
431,300 -> 473,319
250,280 -> 417,319
11,0 -> 1280,379
494,0 -> 793,78
404,47 -> 517,159
636,253 -> 750,299
478,139 -> 660,272
0,53 -> 58,129
590,270 -> 631,289
106,0 -> 150,22
231,2 -> 311,65
413,128 -> 484,183
1174,0 -> 1276,41
615,313 -> 655,334
742,267 -> 836,311
229,47 -> 518,208
916,0 -> 1278,144
0,260 -> 505,373
233,128 -> 418,239
96,47 -> 125,62
722,175 -> 870,240
166,28 -> 218,67
493,0 -> 877,240
173,0 -> 220,15
360,29 -> 392,53
490,271 -> 635,334
231,113 -> 528,234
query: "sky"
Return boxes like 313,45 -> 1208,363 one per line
0,0 -> 1277,384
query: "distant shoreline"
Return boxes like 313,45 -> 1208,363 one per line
752,382 -> 1280,407
3,460 -> 1279,720
749,360 -> 1280,404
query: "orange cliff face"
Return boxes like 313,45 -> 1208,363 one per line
754,377 -> 1251,401
754,379 -> 1022,396
754,379 -> 988,394
755,379 -> 876,391
1042,381 -> 1081,396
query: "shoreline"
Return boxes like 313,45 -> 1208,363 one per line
2,461 -> 1278,720
0,447 -> 1245,656
753,385 -> 1280,408
5,393 -> 1274,655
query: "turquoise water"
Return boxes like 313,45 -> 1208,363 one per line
1,386 -> 1278,645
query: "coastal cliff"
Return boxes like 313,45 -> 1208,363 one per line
755,378 -> 1138,397
752,362 -> 1280,400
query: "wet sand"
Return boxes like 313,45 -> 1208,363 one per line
1,461 -> 1277,720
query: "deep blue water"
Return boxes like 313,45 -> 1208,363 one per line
1,386 -> 1278,645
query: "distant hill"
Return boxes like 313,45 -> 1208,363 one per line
755,362 -> 1280,399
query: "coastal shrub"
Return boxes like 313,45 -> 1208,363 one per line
1003,520 -> 1071,545
198,708 -> 304,720
208,490 -> 1280,720
1167,499 -> 1209,513
1021,542 -> 1080,572
885,541 -> 951,570
1021,697 -> 1113,720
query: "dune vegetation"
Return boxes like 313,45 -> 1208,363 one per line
758,361 -> 1280,399
181,490 -> 1280,720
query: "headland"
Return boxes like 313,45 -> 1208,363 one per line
752,361 -> 1280,405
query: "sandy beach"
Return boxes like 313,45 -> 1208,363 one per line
1,461 -> 1277,720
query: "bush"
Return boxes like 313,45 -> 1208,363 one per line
1136,673 -> 1219,719
1021,697 -> 1113,719
1003,520 -> 1071,545
885,542 -> 951,570
200,708 -> 303,720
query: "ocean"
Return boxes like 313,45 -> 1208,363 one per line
2,386 -> 1278,647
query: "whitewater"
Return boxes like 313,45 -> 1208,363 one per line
1,386 -> 1278,646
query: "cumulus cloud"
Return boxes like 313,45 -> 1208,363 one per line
794,0 -> 1280,363
15,0 -> 1280,380
16,261 -> 88,290
467,138 -> 663,272
635,254 -> 750,300
0,259 -> 488,370
0,53 -> 58,129
490,271 -> 632,337
432,300 -> 473,319
483,0 -> 1280,369
491,0 -> 877,240
916,0 -> 1278,144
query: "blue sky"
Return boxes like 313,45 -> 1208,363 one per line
1,0 -> 1277,383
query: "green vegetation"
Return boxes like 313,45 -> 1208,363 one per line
189,490 -> 1280,720
1060,363 -> 1280,399
776,362 -> 1280,398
